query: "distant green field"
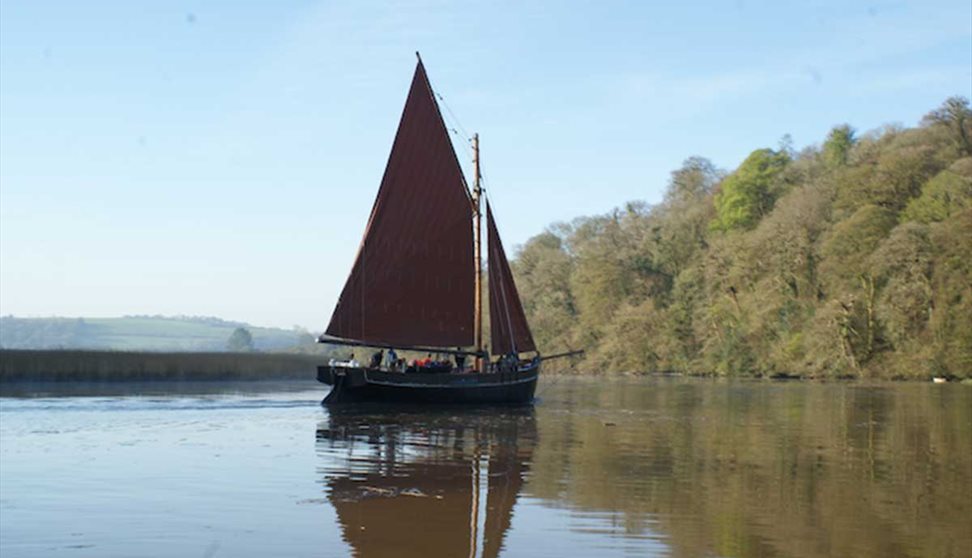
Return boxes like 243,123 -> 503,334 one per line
0,316 -> 313,352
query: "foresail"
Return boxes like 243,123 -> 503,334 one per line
487,203 -> 536,355
325,59 -> 474,347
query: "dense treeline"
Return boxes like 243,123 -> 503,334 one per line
514,97 -> 972,379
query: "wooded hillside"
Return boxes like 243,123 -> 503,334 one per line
513,97 -> 972,379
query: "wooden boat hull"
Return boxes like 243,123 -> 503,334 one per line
317,361 -> 539,405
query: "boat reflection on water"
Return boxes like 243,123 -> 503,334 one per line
315,406 -> 536,558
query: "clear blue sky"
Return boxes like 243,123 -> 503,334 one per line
1,0 -> 970,329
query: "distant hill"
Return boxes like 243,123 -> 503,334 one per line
0,315 -> 320,352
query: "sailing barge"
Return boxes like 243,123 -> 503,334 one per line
317,55 -> 541,404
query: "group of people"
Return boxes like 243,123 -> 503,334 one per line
386,350 -> 461,374
338,348 -> 533,374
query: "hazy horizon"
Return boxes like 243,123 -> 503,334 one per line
0,312 -> 314,332
2,0 -> 970,329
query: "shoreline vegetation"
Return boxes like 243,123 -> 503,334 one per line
513,97 -> 972,380
0,349 -> 324,382
1,349 -> 967,384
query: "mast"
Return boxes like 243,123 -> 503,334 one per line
472,133 -> 483,371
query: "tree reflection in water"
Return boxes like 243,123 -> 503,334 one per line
525,379 -> 972,558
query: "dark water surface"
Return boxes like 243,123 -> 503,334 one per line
1,378 -> 969,557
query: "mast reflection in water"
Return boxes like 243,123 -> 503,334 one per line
315,407 -> 536,558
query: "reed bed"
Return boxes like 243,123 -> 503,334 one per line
0,349 -> 323,382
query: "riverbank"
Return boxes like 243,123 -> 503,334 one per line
537,367 -> 972,383
0,349 -> 323,382
3,349 -> 965,384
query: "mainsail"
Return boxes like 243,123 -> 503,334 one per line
325,59 -> 474,347
487,203 -> 536,355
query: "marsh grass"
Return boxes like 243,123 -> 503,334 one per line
0,349 -> 323,382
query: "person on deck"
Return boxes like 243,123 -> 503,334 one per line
369,350 -> 383,368
386,348 -> 398,369
455,348 -> 465,372
499,352 -> 516,373
420,353 -> 433,367
348,353 -> 360,367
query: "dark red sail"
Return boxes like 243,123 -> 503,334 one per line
487,203 -> 536,355
325,59 -> 474,347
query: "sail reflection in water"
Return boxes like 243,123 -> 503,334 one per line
315,407 -> 535,557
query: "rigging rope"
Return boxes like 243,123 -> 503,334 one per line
435,90 -> 472,143
427,81 -> 476,162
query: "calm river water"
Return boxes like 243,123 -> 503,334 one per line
1,378 -> 969,558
